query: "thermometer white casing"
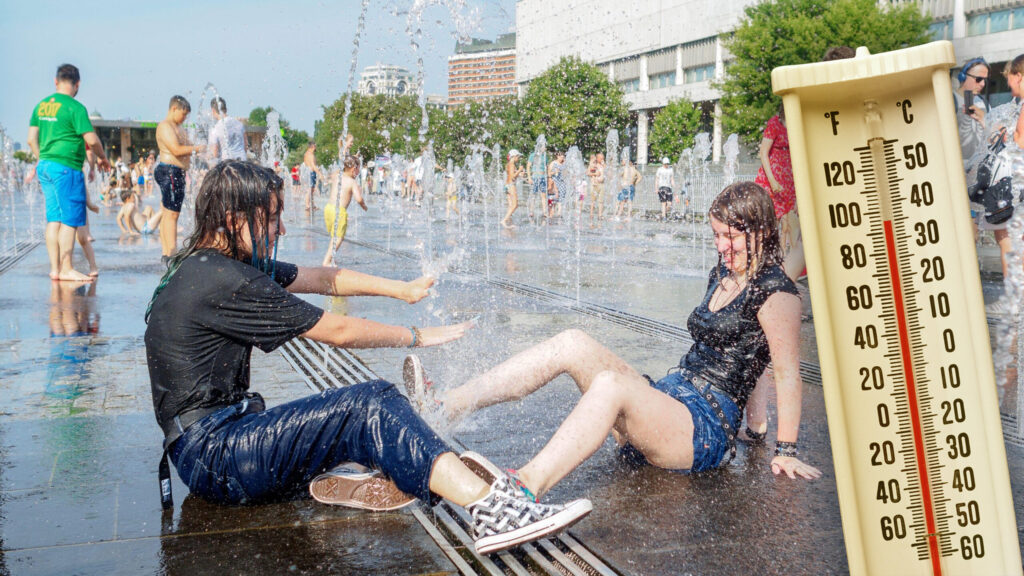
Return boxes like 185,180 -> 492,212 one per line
773,41 -> 1022,575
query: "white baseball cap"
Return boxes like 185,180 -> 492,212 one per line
509,149 -> 522,158
661,157 -> 670,164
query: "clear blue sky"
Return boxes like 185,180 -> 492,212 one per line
0,0 -> 515,144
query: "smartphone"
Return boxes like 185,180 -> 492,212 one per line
964,90 -> 975,114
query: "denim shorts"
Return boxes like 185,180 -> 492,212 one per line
620,371 -> 740,473
37,160 -> 86,226
617,185 -> 635,202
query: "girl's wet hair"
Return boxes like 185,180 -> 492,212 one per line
709,181 -> 782,279
146,160 -> 283,322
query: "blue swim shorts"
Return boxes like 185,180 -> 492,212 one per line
531,177 -> 547,196
617,185 -> 635,202
37,160 -> 87,227
155,163 -> 186,212
620,371 -> 740,473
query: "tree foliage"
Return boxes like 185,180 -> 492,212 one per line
649,98 -> 703,162
247,106 -> 311,166
426,96 -> 531,169
314,94 -> 423,165
13,150 -> 34,164
521,56 -> 630,154
719,0 -> 932,143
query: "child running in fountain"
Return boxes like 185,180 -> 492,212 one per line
322,155 -> 367,267
404,181 -> 821,502
116,188 -> 163,236
146,160 -> 592,555
445,171 -> 460,218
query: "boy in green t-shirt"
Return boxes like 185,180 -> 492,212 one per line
27,63 -> 111,282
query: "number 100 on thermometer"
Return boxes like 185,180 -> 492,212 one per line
773,42 -> 1022,575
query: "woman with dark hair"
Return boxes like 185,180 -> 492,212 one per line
145,160 -> 592,555
405,182 -> 821,500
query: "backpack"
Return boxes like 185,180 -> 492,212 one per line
968,131 -> 1016,225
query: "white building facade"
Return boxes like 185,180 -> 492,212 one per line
358,65 -> 419,97
515,0 -> 1024,164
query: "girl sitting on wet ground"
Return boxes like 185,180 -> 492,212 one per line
404,181 -> 821,500
145,159 -> 592,555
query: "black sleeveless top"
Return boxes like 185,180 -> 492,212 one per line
679,263 -> 799,410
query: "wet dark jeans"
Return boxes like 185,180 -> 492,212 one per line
169,380 -> 451,505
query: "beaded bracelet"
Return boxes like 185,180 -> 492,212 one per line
408,326 -> 421,348
774,441 -> 799,458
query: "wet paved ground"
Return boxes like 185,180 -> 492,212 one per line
1,188 -> 1022,575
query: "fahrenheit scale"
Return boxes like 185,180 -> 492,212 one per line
773,42 -> 1022,575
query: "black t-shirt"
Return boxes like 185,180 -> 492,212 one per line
680,263 -> 799,410
146,250 -> 324,437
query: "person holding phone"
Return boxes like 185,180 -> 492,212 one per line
955,57 -> 990,171
954,57 -> 990,244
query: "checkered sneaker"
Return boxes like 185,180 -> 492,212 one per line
468,476 -> 592,555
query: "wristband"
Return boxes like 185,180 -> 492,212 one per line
408,326 -> 421,348
774,441 -> 799,458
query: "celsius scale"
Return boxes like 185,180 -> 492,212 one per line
772,41 -> 1022,575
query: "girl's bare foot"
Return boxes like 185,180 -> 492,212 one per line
88,269 -> 100,277
56,269 -> 95,282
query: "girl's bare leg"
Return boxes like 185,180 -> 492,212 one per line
515,370 -> 696,498
76,223 -> 98,276
443,329 -> 638,420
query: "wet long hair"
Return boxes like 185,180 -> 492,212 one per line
708,181 -> 782,282
146,160 -> 284,322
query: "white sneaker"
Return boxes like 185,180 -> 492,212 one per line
309,463 -> 415,511
467,476 -> 592,555
402,354 -> 434,413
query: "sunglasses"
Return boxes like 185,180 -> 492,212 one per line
966,73 -> 988,83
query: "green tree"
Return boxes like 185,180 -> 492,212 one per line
315,94 -> 422,165
649,98 -> 703,162
426,97 -> 531,170
13,150 -> 34,164
247,106 -> 311,166
719,0 -> 932,143
521,56 -> 630,154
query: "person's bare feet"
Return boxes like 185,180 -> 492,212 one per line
88,268 -> 100,277
56,269 -> 95,282
49,271 -> 60,280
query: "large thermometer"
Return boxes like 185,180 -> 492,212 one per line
773,41 -> 1022,575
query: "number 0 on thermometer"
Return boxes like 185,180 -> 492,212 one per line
773,42 -> 1022,575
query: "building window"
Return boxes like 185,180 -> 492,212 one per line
991,9 -> 1010,32
1016,7 -> 1024,28
620,78 -> 640,93
929,20 -> 950,40
968,9 -> 1015,35
649,71 -> 676,89
684,65 -> 715,84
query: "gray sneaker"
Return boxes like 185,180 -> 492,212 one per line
467,476 -> 592,555
309,463 -> 415,511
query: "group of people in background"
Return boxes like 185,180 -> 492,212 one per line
956,53 -> 1024,318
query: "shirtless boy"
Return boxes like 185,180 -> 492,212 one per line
155,95 -> 204,264
116,188 -> 162,236
322,155 -> 368,266
303,143 -> 320,211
